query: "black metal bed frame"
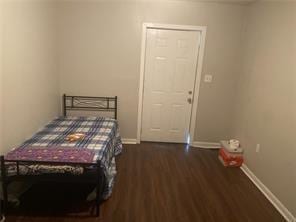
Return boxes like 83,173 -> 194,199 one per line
63,94 -> 117,119
0,94 -> 118,218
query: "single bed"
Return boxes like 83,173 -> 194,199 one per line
0,94 -> 122,217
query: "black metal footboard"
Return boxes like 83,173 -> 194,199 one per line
0,156 -> 105,217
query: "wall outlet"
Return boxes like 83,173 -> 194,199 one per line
204,74 -> 213,83
256,144 -> 260,153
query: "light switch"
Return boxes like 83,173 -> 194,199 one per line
204,74 -> 213,83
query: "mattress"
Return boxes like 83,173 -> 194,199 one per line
5,116 -> 122,199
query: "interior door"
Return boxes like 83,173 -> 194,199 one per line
141,28 -> 201,143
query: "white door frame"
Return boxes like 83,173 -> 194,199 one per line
137,23 -> 207,145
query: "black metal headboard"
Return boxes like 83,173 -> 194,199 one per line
63,94 -> 117,119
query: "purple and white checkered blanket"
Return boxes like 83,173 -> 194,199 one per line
5,116 -> 123,199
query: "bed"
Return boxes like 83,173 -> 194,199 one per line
0,94 -> 122,217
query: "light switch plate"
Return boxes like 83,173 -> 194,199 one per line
256,144 -> 260,153
204,74 -> 213,83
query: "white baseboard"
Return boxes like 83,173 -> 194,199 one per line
123,140 -> 220,147
241,164 -> 295,222
121,138 -> 137,144
191,141 -> 220,149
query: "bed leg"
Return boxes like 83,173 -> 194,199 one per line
63,94 -> 67,117
95,197 -> 100,217
0,156 -> 8,216
95,162 -> 104,217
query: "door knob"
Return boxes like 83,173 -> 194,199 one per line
187,98 -> 192,104
188,91 -> 192,95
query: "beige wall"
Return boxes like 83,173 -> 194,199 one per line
1,0 -> 60,153
0,1 -> 3,152
58,1 -> 245,141
232,2 -> 296,216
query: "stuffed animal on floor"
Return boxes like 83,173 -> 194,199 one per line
66,133 -> 85,142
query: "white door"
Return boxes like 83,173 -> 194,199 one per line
141,28 -> 201,143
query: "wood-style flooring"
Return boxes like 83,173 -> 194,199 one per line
6,142 -> 285,222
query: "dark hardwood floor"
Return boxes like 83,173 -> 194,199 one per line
6,142 -> 285,222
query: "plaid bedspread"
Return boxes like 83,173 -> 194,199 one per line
5,116 -> 123,199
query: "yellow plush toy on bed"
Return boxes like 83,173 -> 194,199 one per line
66,133 -> 85,142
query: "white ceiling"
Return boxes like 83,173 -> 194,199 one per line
57,0 -> 260,5
176,0 -> 258,4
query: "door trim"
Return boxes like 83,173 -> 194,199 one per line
137,23 -> 207,145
